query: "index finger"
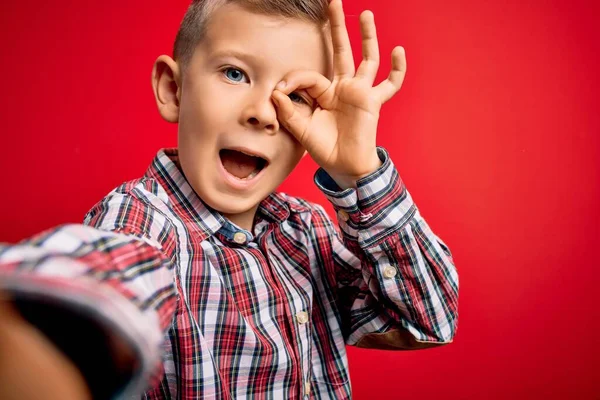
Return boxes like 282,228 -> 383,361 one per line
328,0 -> 355,78
276,70 -> 333,103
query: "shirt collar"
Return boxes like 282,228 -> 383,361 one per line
144,148 -> 307,241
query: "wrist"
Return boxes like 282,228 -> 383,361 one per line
327,153 -> 382,190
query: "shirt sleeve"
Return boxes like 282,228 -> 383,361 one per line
313,147 -> 459,350
0,190 -> 178,396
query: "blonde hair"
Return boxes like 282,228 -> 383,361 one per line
173,0 -> 330,66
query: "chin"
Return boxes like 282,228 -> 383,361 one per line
202,189 -> 262,215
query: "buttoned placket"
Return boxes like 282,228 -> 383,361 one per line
252,226 -> 307,399
296,309 -> 311,399
260,229 -> 313,400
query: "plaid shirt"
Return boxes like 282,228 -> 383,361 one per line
0,148 -> 458,399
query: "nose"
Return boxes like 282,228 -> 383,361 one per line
240,90 -> 280,134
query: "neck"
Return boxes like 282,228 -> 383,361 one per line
222,205 -> 259,232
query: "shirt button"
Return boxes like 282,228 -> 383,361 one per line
304,381 -> 311,396
233,232 -> 247,244
295,311 -> 309,325
338,209 -> 350,222
383,266 -> 398,279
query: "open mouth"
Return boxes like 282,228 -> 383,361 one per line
219,149 -> 269,180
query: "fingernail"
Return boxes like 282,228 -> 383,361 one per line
276,81 -> 286,90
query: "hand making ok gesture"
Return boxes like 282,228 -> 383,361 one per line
271,0 -> 407,189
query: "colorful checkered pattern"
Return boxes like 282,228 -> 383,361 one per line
0,148 -> 458,399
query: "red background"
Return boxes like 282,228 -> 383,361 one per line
1,0 -> 598,399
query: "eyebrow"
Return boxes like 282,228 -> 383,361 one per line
209,49 -> 263,64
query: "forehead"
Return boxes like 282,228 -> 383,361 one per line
198,3 -> 332,76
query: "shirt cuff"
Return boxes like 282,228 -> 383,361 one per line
0,264 -> 163,398
314,147 -> 417,247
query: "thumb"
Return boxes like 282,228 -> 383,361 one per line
272,90 -> 310,144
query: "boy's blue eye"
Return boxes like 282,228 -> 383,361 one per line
223,67 -> 247,83
289,92 -> 310,106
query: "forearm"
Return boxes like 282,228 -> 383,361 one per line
349,208 -> 459,345
315,148 -> 459,348
0,224 -> 177,396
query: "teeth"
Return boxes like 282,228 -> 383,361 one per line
232,170 -> 259,180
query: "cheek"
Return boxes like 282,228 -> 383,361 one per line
278,136 -> 305,171
180,79 -> 233,126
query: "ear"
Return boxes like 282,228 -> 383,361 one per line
151,55 -> 181,123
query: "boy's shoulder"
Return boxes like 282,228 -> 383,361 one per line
271,191 -> 313,214
269,192 -> 334,228
86,177 -> 170,214
112,177 -> 166,200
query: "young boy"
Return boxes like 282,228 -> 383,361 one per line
0,0 -> 458,399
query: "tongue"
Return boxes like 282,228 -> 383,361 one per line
220,150 -> 259,179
